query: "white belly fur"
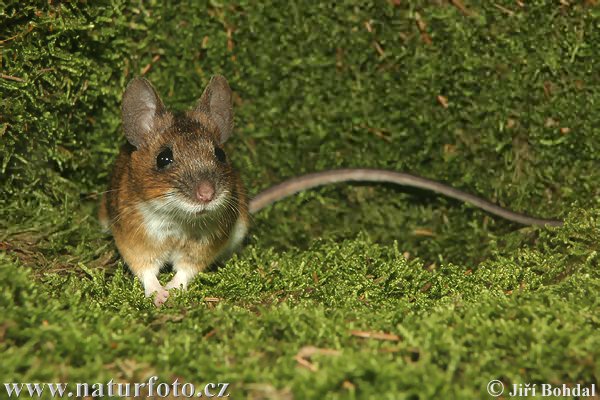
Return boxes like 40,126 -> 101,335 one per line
138,198 -> 248,261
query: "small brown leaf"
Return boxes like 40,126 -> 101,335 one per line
297,346 -> 341,358
545,118 -> 557,128
0,74 -> 25,82
201,36 -> 209,49
420,282 -> 433,293
350,330 -> 401,341
203,329 -> 217,339
373,41 -> 385,57
424,263 -> 437,271
413,228 -> 435,237
140,54 -> 160,75
450,0 -> 473,16
342,380 -> 356,390
294,346 -> 341,372
414,12 -> 432,45
437,95 -> 449,108
443,144 -> 457,156
493,3 -> 515,16
543,81 -> 554,98
295,355 -> 317,371
226,27 -> 234,52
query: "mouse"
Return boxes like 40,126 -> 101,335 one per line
99,75 -> 562,307
99,75 -> 249,306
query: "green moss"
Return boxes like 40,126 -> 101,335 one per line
2,1 -> 599,397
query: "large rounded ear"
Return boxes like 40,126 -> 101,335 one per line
121,77 -> 165,148
193,75 -> 233,144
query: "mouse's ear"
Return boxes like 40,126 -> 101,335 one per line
121,77 -> 165,148
193,75 -> 233,144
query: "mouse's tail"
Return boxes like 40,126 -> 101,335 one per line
248,168 -> 563,227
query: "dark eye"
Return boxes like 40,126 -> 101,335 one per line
156,148 -> 174,170
214,146 -> 227,163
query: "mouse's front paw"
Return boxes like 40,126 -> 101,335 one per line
165,270 -> 193,291
146,286 -> 170,307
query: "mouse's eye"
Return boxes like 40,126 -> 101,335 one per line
214,146 -> 227,163
156,148 -> 174,170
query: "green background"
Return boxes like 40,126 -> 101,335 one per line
1,1 -> 599,398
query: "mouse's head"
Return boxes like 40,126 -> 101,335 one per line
121,75 -> 237,218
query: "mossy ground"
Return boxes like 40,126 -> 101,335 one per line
1,1 -> 599,398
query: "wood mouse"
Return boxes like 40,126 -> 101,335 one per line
99,76 -> 249,306
100,75 -> 562,306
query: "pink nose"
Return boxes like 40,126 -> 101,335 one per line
195,181 -> 215,203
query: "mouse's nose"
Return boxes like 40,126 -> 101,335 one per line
195,181 -> 215,203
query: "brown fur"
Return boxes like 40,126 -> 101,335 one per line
100,76 -> 248,306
